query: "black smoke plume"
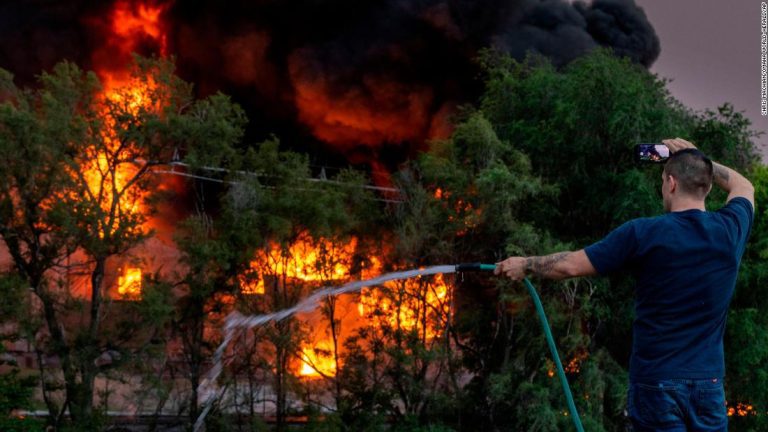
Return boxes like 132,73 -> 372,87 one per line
0,0 -> 659,169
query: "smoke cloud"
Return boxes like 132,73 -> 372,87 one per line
0,0 -> 659,168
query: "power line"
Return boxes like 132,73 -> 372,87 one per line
149,161 -> 404,203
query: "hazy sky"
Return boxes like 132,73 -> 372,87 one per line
635,0 -> 767,157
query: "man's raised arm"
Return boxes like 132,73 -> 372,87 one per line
663,138 -> 754,208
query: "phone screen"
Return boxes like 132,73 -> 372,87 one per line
635,144 -> 669,163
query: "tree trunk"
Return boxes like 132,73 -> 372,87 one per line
188,313 -> 203,431
66,256 -> 108,428
275,336 -> 287,432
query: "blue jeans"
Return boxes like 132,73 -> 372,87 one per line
628,378 -> 728,431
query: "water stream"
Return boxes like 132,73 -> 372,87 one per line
193,265 -> 457,431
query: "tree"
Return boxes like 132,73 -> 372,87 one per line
233,141 -> 375,431
0,56 -> 247,430
393,111 -> 562,430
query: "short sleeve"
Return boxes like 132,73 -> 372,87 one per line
717,197 -> 754,248
584,220 -> 638,276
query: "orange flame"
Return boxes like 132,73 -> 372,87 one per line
242,233 -> 358,377
93,0 -> 170,85
358,273 -> 451,340
299,340 -> 337,378
241,233 -> 452,376
242,233 -> 358,294
81,1 -> 170,241
97,0 -> 169,112
111,1 -> 168,53
564,350 -> 589,374
117,267 -> 142,298
240,276 -> 265,295
288,52 -> 434,150
727,402 -> 757,417
545,350 -> 589,377
431,186 -> 482,235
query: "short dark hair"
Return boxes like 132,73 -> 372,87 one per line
663,149 -> 713,199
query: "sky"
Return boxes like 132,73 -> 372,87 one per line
635,0 -> 768,158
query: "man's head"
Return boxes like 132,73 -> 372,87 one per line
661,149 -> 713,211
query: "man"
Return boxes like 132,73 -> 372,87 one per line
495,138 -> 754,431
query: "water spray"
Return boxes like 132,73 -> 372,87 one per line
193,263 -> 584,432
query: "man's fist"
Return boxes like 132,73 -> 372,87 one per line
495,256 -> 528,281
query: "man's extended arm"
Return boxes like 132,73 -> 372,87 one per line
494,249 -> 597,281
663,138 -> 754,208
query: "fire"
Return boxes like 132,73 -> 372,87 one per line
564,350 -> 589,374
432,187 -> 482,235
241,233 -> 356,378
96,0 -> 169,120
544,350 -> 589,377
299,340 -> 337,378
118,267 -> 142,298
78,1 -> 171,240
358,273 -> 451,339
111,0 -> 168,55
241,233 -> 452,377
240,276 -> 265,295
79,124 -> 145,239
288,52 -> 434,149
244,232 -> 358,293
727,402 -> 757,417
547,363 -> 555,378
92,0 -> 170,85
75,84 -> 156,239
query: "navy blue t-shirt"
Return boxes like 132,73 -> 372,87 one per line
584,197 -> 754,381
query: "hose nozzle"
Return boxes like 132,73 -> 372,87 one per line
455,263 -> 497,272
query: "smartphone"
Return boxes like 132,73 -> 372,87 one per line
635,143 -> 669,163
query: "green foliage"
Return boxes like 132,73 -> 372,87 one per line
239,138 -> 372,241
0,345 -> 40,431
0,416 -> 45,432
0,274 -> 40,431
725,308 -> 768,430
743,164 -> 768,260
480,48 -> 677,238
690,103 -> 760,170
0,275 -> 28,321
398,110 -> 553,264
0,369 -> 37,418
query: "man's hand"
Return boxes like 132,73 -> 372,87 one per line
662,137 -> 696,154
495,257 -> 528,281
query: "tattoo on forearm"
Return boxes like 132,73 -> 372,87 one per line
526,252 -> 570,277
714,165 -> 730,183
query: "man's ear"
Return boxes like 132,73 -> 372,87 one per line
668,175 -> 677,193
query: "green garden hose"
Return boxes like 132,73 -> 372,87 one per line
455,264 -> 585,432
523,277 -> 585,432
